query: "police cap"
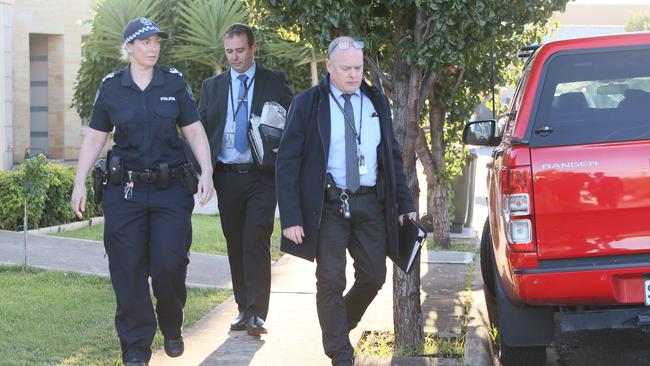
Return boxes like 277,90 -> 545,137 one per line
123,17 -> 168,44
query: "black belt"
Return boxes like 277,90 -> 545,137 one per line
216,162 -> 257,173
339,186 -> 376,195
126,165 -> 185,184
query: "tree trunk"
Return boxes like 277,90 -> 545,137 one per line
391,11 -> 424,351
214,63 -> 222,75
310,49 -> 318,86
428,180 -> 450,248
23,198 -> 27,271
428,101 -> 451,248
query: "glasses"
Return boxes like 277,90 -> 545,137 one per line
328,40 -> 364,56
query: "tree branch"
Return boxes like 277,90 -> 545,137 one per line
452,68 -> 466,92
365,55 -> 393,92
416,70 -> 436,117
415,127 -> 435,182
419,18 -> 433,47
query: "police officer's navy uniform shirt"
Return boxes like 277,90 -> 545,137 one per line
217,63 -> 256,164
327,84 -> 380,189
90,65 -> 199,171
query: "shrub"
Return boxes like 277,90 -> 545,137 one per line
0,160 -> 102,231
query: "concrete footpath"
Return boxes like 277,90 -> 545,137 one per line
0,229 -> 491,365
0,230 -> 233,289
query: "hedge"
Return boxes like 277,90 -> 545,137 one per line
0,160 -> 102,231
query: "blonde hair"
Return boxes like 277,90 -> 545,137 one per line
120,43 -> 130,62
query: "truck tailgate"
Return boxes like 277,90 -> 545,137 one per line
531,141 -> 650,260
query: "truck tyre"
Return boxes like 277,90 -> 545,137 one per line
499,344 -> 547,366
483,221 -> 551,366
480,218 -> 495,297
480,218 -> 498,325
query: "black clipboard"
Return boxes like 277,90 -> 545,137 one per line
248,123 -> 282,172
396,217 -> 427,273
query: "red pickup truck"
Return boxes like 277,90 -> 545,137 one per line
463,32 -> 650,366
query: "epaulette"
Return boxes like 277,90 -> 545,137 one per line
162,66 -> 184,78
101,69 -> 123,84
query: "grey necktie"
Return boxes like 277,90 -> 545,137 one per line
341,94 -> 360,193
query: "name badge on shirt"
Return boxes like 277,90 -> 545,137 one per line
359,153 -> 368,175
225,132 -> 235,149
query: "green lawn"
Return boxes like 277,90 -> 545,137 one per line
0,265 -> 231,366
52,214 -> 284,261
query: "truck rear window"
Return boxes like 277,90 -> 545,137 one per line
530,47 -> 650,147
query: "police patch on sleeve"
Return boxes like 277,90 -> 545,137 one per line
185,84 -> 195,101
167,67 -> 183,78
101,72 -> 116,83
93,90 -> 100,106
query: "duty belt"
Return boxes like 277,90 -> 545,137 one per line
125,165 -> 185,184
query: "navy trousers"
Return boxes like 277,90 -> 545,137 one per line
102,181 -> 194,362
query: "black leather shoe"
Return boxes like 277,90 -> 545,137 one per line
124,358 -> 148,366
163,336 -> 184,358
247,315 -> 267,336
230,311 -> 249,331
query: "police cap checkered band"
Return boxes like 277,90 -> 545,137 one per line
123,17 -> 168,44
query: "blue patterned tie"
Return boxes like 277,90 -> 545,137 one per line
235,74 -> 249,153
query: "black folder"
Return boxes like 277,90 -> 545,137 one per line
396,218 -> 427,274
248,123 -> 283,172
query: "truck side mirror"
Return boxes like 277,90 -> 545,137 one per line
462,120 -> 500,146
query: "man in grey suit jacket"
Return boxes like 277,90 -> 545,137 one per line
198,23 -> 292,336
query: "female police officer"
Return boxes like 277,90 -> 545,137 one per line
70,17 -> 213,366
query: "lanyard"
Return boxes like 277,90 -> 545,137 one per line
330,90 -> 364,145
229,73 -> 256,125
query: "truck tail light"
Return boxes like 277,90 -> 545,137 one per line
500,166 -> 536,252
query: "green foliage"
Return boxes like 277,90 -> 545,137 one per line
0,161 -> 102,231
261,1 -> 569,173
172,0 -> 247,71
626,11 -> 650,32
73,0 -> 313,121
0,169 -> 26,231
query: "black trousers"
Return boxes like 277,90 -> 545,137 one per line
102,181 -> 194,363
214,169 -> 275,320
316,192 -> 387,365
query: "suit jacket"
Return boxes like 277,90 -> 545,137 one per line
276,75 -> 416,263
198,65 -> 293,169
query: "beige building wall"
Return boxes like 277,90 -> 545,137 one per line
10,0 -> 92,166
556,3 -> 650,26
1,0 -> 13,170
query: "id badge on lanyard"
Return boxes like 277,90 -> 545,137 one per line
225,131 -> 235,149
358,151 -> 368,175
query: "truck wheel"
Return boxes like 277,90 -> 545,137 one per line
482,219 -> 551,366
499,344 -> 547,366
480,218 -> 498,326
480,218 -> 495,297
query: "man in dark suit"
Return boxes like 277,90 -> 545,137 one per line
276,36 -> 416,365
198,23 -> 292,336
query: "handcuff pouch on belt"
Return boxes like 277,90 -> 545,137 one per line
91,158 -> 107,204
180,162 -> 198,195
107,150 -> 124,185
155,162 -> 169,190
